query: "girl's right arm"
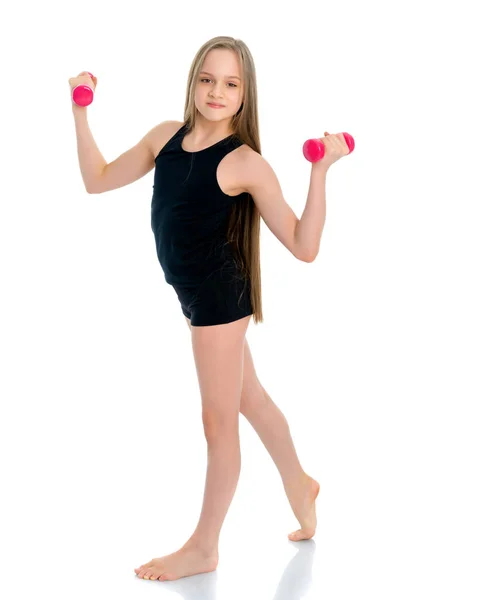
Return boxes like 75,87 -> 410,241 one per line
69,72 -> 178,194
72,107 -> 161,194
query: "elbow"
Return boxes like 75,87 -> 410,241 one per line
86,185 -> 101,194
294,252 -> 314,263
297,247 -> 319,263
294,250 -> 315,263
293,226 -> 319,262
86,176 -> 104,194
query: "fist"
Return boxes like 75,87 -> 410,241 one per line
319,131 -> 351,169
68,71 -> 97,93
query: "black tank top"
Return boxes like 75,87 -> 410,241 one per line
151,123 -> 249,285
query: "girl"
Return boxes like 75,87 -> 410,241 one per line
70,35 -> 349,582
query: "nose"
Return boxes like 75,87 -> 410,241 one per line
210,81 -> 226,98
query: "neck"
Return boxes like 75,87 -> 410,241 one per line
190,112 -> 233,142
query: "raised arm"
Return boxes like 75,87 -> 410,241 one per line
239,151 -> 310,262
240,150 -> 328,263
71,111 -> 180,194
88,125 -> 158,194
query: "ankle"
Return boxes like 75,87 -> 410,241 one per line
283,470 -> 310,488
183,536 -> 219,556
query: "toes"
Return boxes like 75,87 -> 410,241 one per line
150,569 -> 163,580
138,567 -> 165,581
288,529 -> 304,540
288,528 -> 314,541
143,569 -> 154,579
135,561 -> 153,578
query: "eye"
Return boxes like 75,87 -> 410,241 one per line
200,78 -> 237,88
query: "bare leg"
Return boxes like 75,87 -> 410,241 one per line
239,340 -> 320,540
240,350 -> 306,486
135,315 -> 250,581
184,317 -> 320,541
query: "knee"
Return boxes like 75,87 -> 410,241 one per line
198,379 -> 267,436
201,410 -> 239,439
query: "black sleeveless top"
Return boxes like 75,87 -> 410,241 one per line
151,123 -> 249,285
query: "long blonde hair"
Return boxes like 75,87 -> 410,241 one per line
182,36 -> 264,324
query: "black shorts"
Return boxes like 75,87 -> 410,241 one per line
171,263 -> 253,327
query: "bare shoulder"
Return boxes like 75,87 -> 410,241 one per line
234,147 -> 285,197
230,142 -> 257,170
234,144 -> 262,171
218,143 -> 256,196
236,143 -> 256,160
234,145 -> 268,189
148,120 -> 185,159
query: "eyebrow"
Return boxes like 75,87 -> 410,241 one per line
200,71 -> 241,81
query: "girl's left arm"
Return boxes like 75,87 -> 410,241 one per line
294,163 -> 328,262
241,151 -> 326,262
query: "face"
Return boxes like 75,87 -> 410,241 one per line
194,48 -> 244,124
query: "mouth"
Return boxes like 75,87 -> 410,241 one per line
207,103 -> 225,108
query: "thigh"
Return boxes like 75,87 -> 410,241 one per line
184,315 -> 265,410
191,315 -> 251,423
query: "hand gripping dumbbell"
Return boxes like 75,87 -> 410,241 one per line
303,132 -> 355,162
72,72 -> 95,107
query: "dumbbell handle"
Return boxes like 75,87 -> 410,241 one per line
303,132 -> 355,163
72,72 -> 95,107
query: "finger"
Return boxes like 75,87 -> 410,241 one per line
331,134 -> 344,149
325,134 -> 338,146
336,133 -> 349,152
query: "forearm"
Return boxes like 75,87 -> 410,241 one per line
294,163 -> 328,262
71,107 -> 107,192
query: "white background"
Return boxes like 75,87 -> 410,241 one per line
1,0 -> 478,598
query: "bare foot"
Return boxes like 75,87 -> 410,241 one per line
284,473 -> 320,541
134,544 -> 219,581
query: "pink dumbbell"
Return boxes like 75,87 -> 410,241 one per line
72,72 -> 95,107
303,132 -> 355,162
